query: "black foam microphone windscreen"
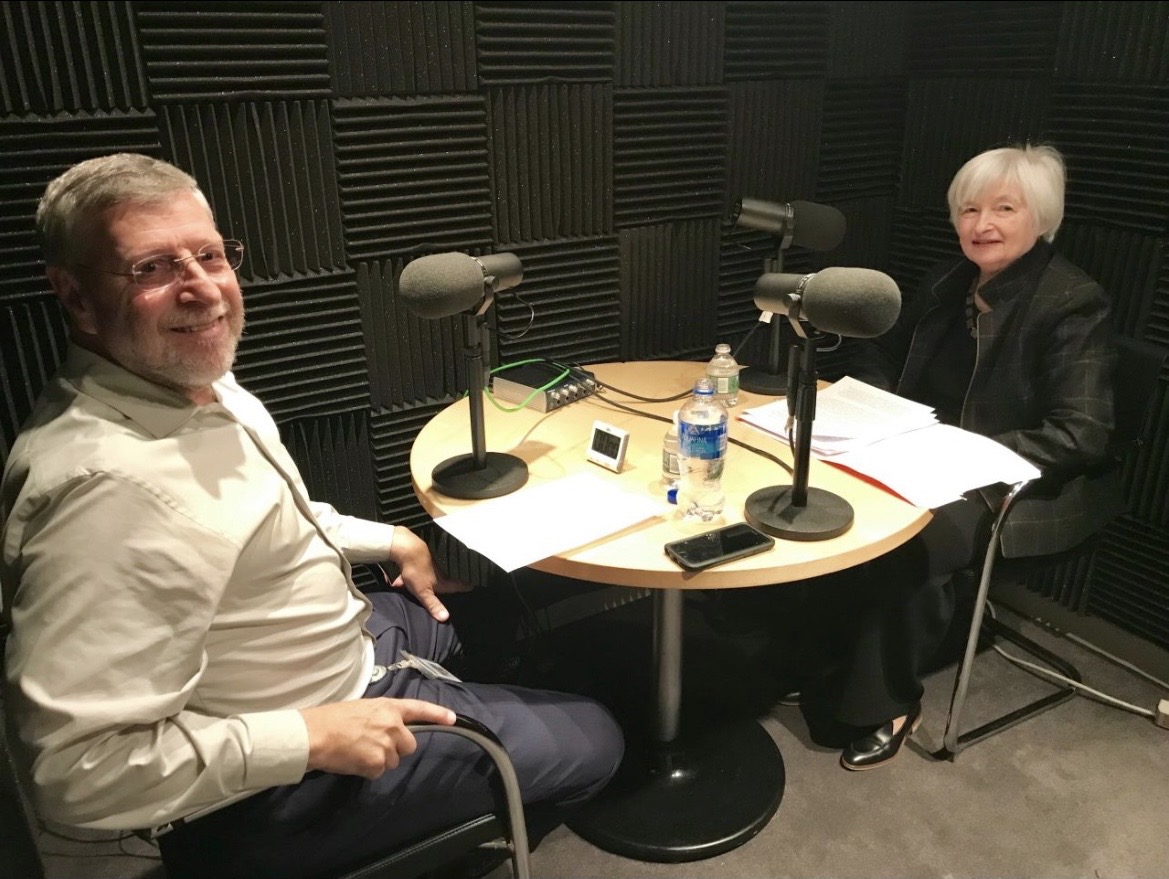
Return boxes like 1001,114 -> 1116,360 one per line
398,252 -> 523,319
735,198 -> 846,252
753,267 -> 901,338
788,201 -> 846,252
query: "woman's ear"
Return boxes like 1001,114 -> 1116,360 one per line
47,265 -> 99,336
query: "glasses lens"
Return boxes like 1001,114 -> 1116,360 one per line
221,240 -> 245,270
130,256 -> 175,290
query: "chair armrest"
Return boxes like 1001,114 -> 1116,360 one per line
405,715 -> 530,879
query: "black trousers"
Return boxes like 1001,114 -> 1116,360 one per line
159,591 -> 624,879
804,495 -> 991,729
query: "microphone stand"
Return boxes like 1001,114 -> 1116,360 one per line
744,316 -> 853,540
739,248 -> 791,396
430,292 -> 529,500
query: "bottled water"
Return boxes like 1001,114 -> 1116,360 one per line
676,378 -> 728,521
705,343 -> 741,408
661,410 -> 680,489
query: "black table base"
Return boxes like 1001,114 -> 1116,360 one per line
566,718 -> 785,863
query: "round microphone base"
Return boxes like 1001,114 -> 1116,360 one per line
744,485 -> 853,541
431,452 -> 528,500
739,370 -> 788,396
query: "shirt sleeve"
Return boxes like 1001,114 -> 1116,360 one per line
307,500 -> 398,563
5,472 -> 310,831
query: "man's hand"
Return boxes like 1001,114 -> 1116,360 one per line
384,527 -> 471,622
299,698 -> 456,779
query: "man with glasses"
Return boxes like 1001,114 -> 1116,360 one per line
1,154 -> 622,879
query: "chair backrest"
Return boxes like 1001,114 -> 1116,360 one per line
1111,335 -> 1167,452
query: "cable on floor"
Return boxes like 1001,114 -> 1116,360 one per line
984,600 -> 1164,720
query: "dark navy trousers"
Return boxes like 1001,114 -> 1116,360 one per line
159,591 -> 624,879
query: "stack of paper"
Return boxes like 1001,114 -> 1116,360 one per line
739,377 -> 1040,509
740,376 -> 938,456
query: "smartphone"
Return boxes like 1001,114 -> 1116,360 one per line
664,522 -> 775,571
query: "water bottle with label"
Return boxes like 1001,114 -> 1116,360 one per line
676,377 -> 728,521
705,343 -> 741,408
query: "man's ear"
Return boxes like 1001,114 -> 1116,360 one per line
47,265 -> 98,336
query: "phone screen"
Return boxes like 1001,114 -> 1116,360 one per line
665,523 -> 775,571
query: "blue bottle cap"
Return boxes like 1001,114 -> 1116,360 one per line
667,487 -> 678,505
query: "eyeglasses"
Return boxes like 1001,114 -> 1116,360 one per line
78,240 -> 245,291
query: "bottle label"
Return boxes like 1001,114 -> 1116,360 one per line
679,422 -> 727,460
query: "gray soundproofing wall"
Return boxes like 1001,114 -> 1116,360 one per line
1,1 -> 1167,653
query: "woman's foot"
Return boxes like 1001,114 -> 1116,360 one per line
840,703 -> 922,770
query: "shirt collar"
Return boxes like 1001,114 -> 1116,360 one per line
61,345 -> 232,439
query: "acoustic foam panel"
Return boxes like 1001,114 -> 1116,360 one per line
613,86 -> 727,228
0,0 -> 146,115
905,0 -> 1061,77
818,81 -> 905,202
1055,0 -> 1169,83
160,101 -> 346,278
486,83 -> 612,243
135,2 -> 330,102
615,1 -> 724,87
231,269 -> 370,424
0,111 -> 161,303
371,401 -> 450,531
898,78 -> 1049,210
1088,515 -> 1169,651
1049,83 -> 1169,236
823,195 -> 896,274
494,237 -> 622,368
1152,245 -> 1169,350
886,205 -> 961,296
826,1 -> 907,80
1055,221 -> 1159,339
618,218 -> 720,361
726,80 -> 822,212
475,2 -> 615,86
281,411 -> 379,526
356,257 -> 480,408
0,296 -> 67,459
724,1 -> 828,80
325,1 -> 477,97
333,95 -> 493,260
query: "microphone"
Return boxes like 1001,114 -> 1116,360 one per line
735,198 -> 846,252
753,266 -> 900,338
399,252 -> 524,319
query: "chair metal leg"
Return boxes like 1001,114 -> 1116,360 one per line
938,479 -> 1081,760
409,718 -> 531,879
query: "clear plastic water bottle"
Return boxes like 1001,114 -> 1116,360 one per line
676,378 -> 728,521
706,343 -> 741,408
661,410 -> 680,489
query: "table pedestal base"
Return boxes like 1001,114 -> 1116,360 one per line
566,718 -> 784,863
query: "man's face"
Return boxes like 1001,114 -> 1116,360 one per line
53,192 -> 245,403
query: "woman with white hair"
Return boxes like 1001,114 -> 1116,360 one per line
810,143 -> 1121,770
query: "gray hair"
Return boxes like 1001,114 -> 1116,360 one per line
36,153 -> 211,267
946,143 -> 1066,243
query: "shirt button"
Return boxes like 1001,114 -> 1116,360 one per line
370,665 -> 387,682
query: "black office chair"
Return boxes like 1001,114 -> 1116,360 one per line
1,619 -> 529,879
938,335 -> 1168,759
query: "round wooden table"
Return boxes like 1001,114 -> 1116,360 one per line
411,360 -> 931,863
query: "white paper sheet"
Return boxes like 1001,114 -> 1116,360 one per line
828,423 -> 1041,508
431,471 -> 667,572
739,376 -> 939,455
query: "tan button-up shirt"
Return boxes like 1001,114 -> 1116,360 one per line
2,346 -> 394,830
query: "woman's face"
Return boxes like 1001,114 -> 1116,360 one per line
955,182 -> 1040,282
